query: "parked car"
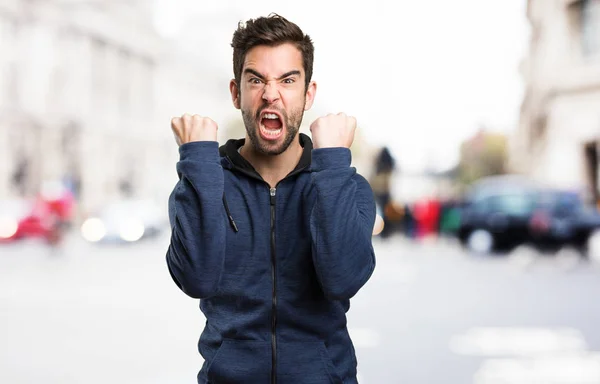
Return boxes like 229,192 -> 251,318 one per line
457,175 -> 600,256
0,196 -> 71,244
457,175 -> 539,253
529,189 -> 600,253
80,199 -> 167,244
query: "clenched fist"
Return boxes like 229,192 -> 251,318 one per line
171,114 -> 218,146
309,113 -> 356,149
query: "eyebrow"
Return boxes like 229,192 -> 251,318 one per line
244,69 -> 301,80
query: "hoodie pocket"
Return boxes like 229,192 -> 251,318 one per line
206,339 -> 271,384
278,341 -> 343,384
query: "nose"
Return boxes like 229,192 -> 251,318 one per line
262,80 -> 280,104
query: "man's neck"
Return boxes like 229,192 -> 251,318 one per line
240,136 -> 303,188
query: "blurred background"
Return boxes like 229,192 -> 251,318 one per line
2,0 -> 600,383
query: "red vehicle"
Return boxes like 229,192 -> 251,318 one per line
0,185 -> 75,244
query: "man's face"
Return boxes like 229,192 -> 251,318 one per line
230,43 -> 316,155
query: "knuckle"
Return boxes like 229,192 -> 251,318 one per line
205,120 -> 216,131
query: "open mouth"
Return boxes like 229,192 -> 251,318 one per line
259,112 -> 284,140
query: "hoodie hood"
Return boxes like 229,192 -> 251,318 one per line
219,133 -> 313,179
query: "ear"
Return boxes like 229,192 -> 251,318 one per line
304,81 -> 317,111
230,79 -> 241,109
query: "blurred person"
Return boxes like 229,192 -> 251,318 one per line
38,180 -> 76,247
413,197 -> 441,240
166,14 -> 376,384
12,157 -> 29,196
382,200 -> 405,236
438,199 -> 461,238
401,202 -> 416,239
369,146 -> 396,238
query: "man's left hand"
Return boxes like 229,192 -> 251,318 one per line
310,113 -> 356,149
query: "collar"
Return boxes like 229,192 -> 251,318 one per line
219,133 -> 313,179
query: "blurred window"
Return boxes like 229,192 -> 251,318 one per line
472,198 -> 491,214
0,16 -> 18,106
141,57 -> 155,113
581,0 -> 600,57
538,191 -> 582,214
118,49 -> 131,117
486,194 -> 536,216
91,38 -> 108,111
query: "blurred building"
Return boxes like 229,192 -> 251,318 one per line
0,1 -> 381,216
510,0 -> 600,203
0,0 -> 219,216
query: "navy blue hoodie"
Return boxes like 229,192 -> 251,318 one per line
166,133 -> 376,384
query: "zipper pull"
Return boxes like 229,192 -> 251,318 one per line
228,215 -> 239,232
270,187 -> 276,205
222,194 -> 239,233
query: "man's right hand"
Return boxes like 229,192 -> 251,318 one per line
171,114 -> 218,146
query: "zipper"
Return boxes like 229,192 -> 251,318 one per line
222,194 -> 239,232
225,151 -> 309,383
269,186 -> 278,384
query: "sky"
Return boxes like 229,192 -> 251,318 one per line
153,0 -> 530,173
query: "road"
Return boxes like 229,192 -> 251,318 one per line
1,233 -> 600,383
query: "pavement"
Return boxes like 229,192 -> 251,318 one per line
1,232 -> 600,383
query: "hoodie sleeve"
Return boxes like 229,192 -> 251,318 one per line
166,141 -> 227,299
309,147 -> 376,301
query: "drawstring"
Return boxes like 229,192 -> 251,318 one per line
222,194 -> 239,232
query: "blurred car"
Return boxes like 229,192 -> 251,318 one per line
0,199 -> 34,242
80,199 -> 167,244
457,175 -> 539,253
0,185 -> 75,244
457,175 -> 600,256
529,189 -> 600,254
0,199 -> 61,243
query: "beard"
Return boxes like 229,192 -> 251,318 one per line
241,103 -> 304,156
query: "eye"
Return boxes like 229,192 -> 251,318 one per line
282,78 -> 295,84
249,78 -> 263,84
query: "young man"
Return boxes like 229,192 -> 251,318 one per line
167,13 -> 376,384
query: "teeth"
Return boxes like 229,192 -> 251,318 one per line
263,113 -> 279,119
260,126 -> 282,136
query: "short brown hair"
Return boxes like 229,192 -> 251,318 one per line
231,13 -> 314,91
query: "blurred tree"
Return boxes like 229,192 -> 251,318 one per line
457,127 -> 508,185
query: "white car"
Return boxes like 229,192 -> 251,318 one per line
81,199 -> 167,244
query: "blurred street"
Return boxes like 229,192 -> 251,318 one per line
2,234 -> 600,384
2,0 -> 600,382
